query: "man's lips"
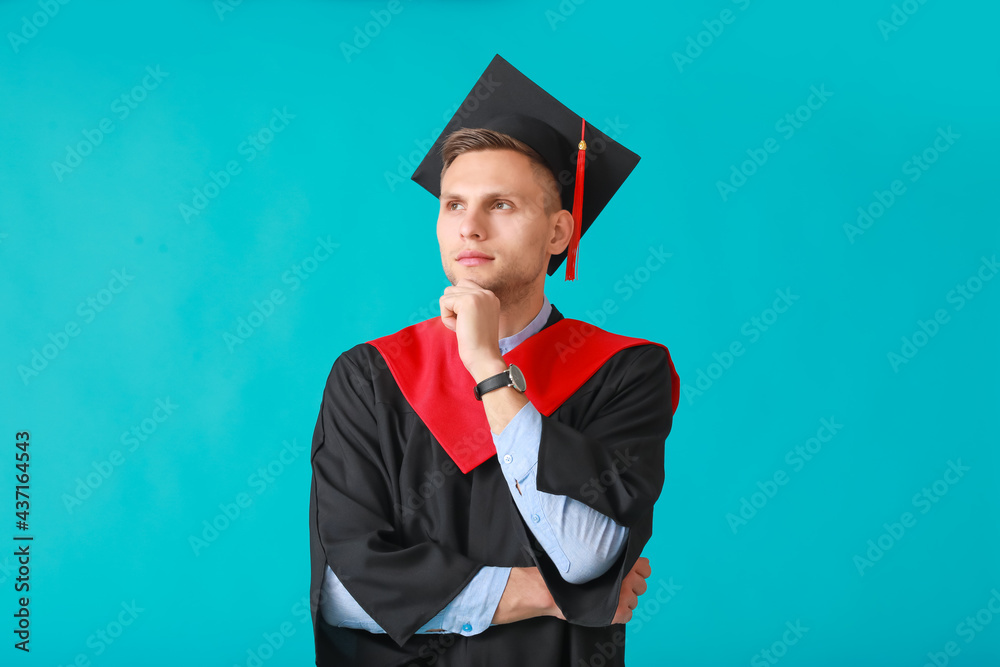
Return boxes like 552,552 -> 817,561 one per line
458,257 -> 493,266
456,251 -> 493,266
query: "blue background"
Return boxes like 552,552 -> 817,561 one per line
2,0 -> 998,665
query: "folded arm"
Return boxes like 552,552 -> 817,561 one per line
494,345 -> 677,626
311,351 -> 497,646
319,563 -> 511,636
312,349 -> 579,645
493,403 -> 630,584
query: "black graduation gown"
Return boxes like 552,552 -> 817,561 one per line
308,305 -> 675,666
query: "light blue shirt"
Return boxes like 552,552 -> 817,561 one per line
319,294 -> 629,636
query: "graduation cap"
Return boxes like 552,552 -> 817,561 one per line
410,54 -> 641,281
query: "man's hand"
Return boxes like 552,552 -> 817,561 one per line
493,558 -> 652,627
439,279 -> 507,382
491,567 -> 565,625
613,556 -> 651,624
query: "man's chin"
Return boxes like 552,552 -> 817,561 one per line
444,270 -> 485,290
451,264 -> 494,283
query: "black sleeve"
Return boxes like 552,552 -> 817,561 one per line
530,344 -> 675,626
309,349 -> 487,647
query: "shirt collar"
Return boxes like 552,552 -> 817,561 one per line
498,294 -> 552,356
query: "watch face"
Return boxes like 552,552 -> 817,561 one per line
508,364 -> 526,392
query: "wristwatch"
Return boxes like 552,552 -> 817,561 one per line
473,364 -> 526,401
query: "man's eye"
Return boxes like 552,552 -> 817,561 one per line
494,201 -> 513,210
448,202 -> 465,211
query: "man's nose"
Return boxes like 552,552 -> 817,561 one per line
459,205 -> 487,238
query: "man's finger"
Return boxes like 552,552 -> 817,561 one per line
439,290 -> 481,307
443,285 -> 479,295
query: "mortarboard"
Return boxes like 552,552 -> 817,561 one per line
410,54 -> 641,281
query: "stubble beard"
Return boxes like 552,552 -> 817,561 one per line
443,249 -> 549,312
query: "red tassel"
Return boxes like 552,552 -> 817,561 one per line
566,117 -> 587,281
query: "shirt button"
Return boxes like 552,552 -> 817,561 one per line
503,454 -> 513,464
462,622 -> 473,632
531,514 -> 541,523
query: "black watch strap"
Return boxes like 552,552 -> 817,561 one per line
474,368 -> 512,401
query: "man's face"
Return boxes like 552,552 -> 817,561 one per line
437,149 -> 562,305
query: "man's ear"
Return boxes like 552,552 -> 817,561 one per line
548,209 -> 575,255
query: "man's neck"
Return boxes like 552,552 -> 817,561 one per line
497,290 -> 546,340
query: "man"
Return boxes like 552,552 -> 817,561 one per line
309,54 -> 679,666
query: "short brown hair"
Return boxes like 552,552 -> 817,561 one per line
440,128 -> 562,215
